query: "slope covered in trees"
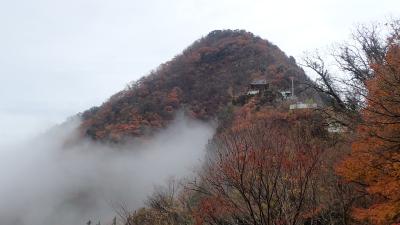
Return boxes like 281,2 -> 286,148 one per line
337,44 -> 400,224
74,20 -> 400,225
113,21 -> 400,225
79,30 -> 316,142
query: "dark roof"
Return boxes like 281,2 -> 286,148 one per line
250,79 -> 267,85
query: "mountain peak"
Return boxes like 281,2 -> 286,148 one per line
205,29 -> 256,39
79,30 -> 314,142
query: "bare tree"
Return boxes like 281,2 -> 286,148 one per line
192,111 -> 331,225
117,179 -> 193,225
301,18 -> 400,129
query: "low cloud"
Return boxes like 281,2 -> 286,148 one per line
0,114 -> 214,225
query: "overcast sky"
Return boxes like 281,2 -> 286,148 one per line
1,0 -> 399,144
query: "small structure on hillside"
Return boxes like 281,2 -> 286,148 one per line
247,79 -> 268,95
249,79 -> 268,89
289,102 -> 318,110
327,122 -> 347,133
247,90 -> 260,95
280,90 -> 292,99
280,77 -> 297,100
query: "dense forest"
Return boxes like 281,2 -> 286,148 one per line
78,19 -> 400,225
79,30 -> 320,142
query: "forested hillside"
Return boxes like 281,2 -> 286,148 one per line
78,20 -> 400,225
79,30 -> 318,142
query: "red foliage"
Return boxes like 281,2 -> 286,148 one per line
79,30 -> 310,142
337,44 -> 400,224
194,109 -> 329,225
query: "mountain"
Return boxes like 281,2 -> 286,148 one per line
79,29 -> 318,142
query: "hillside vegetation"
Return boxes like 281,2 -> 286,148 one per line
78,20 -> 400,225
80,30 -> 317,142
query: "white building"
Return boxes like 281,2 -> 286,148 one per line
280,90 -> 292,99
289,102 -> 318,110
247,90 -> 260,95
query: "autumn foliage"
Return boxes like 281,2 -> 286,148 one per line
192,109 -> 337,225
337,44 -> 400,224
79,30 -> 313,142
72,21 -> 400,225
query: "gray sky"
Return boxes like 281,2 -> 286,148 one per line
1,0 -> 399,144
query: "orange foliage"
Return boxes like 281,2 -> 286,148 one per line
337,44 -> 400,224
79,30 -> 309,142
195,109 -> 329,225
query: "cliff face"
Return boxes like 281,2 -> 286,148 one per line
79,30 -> 314,142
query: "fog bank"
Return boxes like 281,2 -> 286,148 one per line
0,115 -> 214,225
